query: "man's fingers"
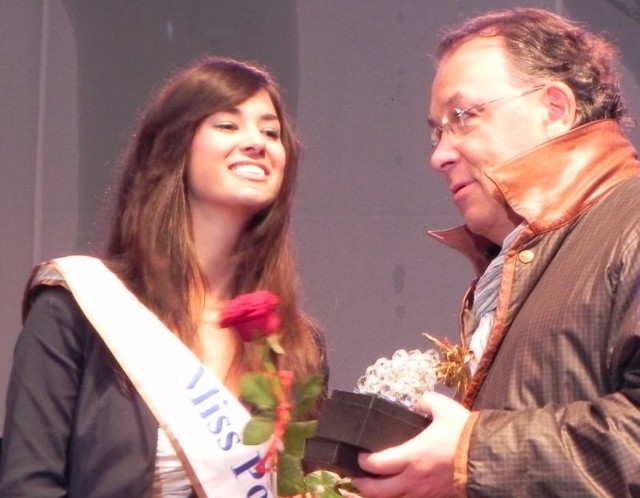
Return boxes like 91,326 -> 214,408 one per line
357,446 -> 408,475
351,473 -> 407,498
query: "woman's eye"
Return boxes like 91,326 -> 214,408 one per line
214,121 -> 237,131
262,128 -> 281,140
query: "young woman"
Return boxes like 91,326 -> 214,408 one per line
0,56 -> 326,497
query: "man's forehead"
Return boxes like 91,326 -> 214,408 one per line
438,38 -> 512,83
441,35 -> 507,59
430,37 -> 516,108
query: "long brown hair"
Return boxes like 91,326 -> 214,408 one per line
105,56 -> 324,381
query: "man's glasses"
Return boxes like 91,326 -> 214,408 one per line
430,85 -> 546,148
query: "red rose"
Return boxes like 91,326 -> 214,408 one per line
219,291 -> 282,342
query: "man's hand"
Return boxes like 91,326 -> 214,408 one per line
350,392 -> 470,498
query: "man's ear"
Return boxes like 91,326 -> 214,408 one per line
544,81 -> 577,134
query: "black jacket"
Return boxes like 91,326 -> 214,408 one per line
0,286 -> 158,497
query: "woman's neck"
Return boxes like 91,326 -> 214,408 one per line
191,211 -> 246,307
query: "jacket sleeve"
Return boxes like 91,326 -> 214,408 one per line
0,286 -> 87,497
462,388 -> 640,497
460,229 -> 640,497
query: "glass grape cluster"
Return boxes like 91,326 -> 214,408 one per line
355,349 -> 440,408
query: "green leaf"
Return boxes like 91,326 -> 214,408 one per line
336,478 -> 359,492
242,414 -> 275,445
240,373 -> 277,410
304,470 -> 347,497
292,375 -> 325,418
282,420 -> 317,458
276,451 -> 307,496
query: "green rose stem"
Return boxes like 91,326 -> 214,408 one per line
255,340 -> 292,474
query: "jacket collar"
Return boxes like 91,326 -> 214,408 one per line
427,120 -> 640,276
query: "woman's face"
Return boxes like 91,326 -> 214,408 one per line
186,88 -> 286,224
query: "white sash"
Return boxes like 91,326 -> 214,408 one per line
42,255 -> 273,498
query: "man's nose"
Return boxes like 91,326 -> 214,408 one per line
430,134 -> 458,172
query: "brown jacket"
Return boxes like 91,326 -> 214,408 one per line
429,120 -> 640,497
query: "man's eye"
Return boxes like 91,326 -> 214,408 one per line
453,109 -> 468,127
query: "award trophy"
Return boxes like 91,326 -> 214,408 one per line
302,349 -> 440,477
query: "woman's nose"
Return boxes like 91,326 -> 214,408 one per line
240,127 -> 266,154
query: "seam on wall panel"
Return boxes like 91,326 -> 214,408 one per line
33,0 -> 50,265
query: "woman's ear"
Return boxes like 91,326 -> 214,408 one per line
544,81 -> 577,134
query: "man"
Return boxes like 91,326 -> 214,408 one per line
352,8 -> 640,498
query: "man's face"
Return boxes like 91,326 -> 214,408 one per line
429,37 -> 550,244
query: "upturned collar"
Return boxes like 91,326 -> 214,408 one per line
427,120 -> 640,276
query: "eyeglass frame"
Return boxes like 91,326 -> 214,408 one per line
429,85 -> 546,148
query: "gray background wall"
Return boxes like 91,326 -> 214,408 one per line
3,0 -> 640,430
